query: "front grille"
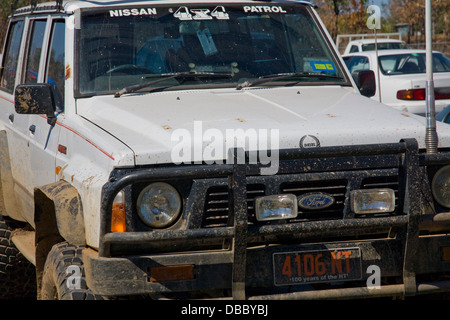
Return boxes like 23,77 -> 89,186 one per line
202,173 -> 401,228
203,184 -> 265,228
280,179 -> 347,221
202,180 -> 347,227
202,186 -> 229,228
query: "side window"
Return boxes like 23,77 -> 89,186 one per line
0,20 -> 25,92
350,45 -> 359,53
345,56 -> 369,74
432,54 -> 450,73
445,115 -> 450,125
24,20 -> 47,84
46,20 -> 65,106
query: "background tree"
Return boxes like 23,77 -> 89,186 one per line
387,0 -> 449,53
388,0 -> 425,42
316,0 -> 370,39
0,0 -> 28,47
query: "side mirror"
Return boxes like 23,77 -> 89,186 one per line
15,83 -> 57,125
352,70 -> 376,98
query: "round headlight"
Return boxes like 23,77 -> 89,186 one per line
432,165 -> 450,208
137,182 -> 182,228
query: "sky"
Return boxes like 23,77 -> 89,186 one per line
368,0 -> 389,7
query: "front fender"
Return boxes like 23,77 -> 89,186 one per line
34,180 -> 86,246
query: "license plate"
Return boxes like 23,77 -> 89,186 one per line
273,247 -> 362,286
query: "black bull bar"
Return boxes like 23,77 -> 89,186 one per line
96,139 -> 450,299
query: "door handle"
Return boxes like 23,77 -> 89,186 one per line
8,114 -> 14,123
29,125 -> 36,134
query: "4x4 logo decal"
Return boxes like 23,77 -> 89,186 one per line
173,6 -> 229,21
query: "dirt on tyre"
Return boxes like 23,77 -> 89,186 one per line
40,241 -> 103,300
0,216 -> 36,300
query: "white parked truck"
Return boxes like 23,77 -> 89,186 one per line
1,0 -> 450,300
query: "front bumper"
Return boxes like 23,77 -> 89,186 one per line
83,232 -> 450,299
86,139 -> 450,299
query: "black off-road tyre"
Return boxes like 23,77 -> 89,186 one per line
0,216 -> 36,300
40,241 -> 103,300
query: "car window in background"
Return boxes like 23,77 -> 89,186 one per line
0,21 -> 24,92
379,53 -> 450,75
343,56 -> 369,74
433,53 -> 450,72
438,110 -> 450,124
362,42 -> 408,51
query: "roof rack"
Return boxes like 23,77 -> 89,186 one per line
11,0 -> 64,16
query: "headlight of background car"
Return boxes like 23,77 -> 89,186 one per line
137,182 -> 182,228
432,165 -> 450,208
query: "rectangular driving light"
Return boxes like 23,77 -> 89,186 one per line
255,194 -> 298,221
350,188 -> 395,214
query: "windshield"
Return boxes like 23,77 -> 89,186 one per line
77,4 -> 348,96
378,52 -> 450,75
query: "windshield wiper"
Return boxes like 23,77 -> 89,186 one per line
114,72 -> 232,97
236,72 -> 343,90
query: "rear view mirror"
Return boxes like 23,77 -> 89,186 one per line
352,70 -> 376,98
15,83 -> 57,125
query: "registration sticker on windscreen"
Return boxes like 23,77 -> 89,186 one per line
310,61 -> 336,72
273,247 -> 362,286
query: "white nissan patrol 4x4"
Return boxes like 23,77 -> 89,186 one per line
1,0 -> 450,300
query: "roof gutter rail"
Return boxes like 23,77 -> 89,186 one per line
254,0 -> 317,8
11,0 -> 64,17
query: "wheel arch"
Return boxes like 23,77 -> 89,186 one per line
34,180 -> 86,297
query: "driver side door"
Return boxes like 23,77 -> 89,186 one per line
26,18 -> 65,190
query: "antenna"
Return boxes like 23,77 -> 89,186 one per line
425,0 -> 438,154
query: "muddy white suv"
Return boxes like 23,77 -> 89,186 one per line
2,0 -> 450,300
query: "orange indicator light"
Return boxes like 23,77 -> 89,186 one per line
111,191 -> 126,232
